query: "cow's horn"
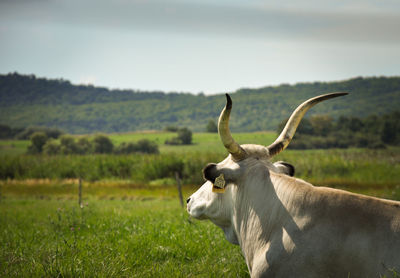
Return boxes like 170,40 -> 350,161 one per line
218,94 -> 247,161
267,92 -> 348,157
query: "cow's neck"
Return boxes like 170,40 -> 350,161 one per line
232,171 -> 306,272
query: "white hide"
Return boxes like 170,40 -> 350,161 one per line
187,144 -> 400,278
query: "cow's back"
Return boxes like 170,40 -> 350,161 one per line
277,184 -> 400,277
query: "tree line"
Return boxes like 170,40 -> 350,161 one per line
22,125 -> 197,155
27,132 -> 159,155
279,111 -> 400,149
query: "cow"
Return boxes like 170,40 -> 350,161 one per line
187,93 -> 400,278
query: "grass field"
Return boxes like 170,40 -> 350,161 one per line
0,198 -> 248,277
0,131 -> 277,155
108,131 -> 277,154
1,131 -> 400,277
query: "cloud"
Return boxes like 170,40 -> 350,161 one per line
1,0 -> 400,43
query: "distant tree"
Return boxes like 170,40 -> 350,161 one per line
381,112 -> 400,145
16,126 -> 63,140
43,139 -> 61,155
381,121 -> 397,145
309,115 -> 333,136
164,126 -> 178,132
177,128 -> 192,145
114,142 -> 137,154
0,124 -> 24,139
27,132 -> 48,153
76,137 -> 93,154
206,119 -> 218,133
164,137 -> 183,145
59,135 -> 80,154
93,134 -> 114,154
277,118 -> 313,135
136,139 -> 159,154
0,124 -> 12,139
165,127 -> 193,145
115,139 -> 159,154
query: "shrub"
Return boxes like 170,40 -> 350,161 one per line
136,139 -> 159,154
76,137 -> 93,154
114,142 -> 137,154
206,119 -> 218,133
115,139 -> 159,154
165,127 -> 192,145
27,132 -> 48,154
164,126 -> 178,132
59,135 -> 80,154
43,139 -> 61,155
165,137 -> 183,145
0,124 -> 24,139
93,134 -> 114,154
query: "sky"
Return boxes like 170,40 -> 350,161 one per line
1,0 -> 400,94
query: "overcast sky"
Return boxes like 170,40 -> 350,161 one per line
1,0 -> 399,94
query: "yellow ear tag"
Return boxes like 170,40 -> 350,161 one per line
212,173 -> 226,193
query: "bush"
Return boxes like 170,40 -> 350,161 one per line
206,120 -> 218,133
43,139 -> 61,155
114,142 -> 137,154
165,137 -> 183,145
165,127 -> 192,145
93,135 -> 114,154
164,126 -> 178,132
0,124 -> 24,139
59,135 -> 80,154
27,132 -> 48,154
76,137 -> 93,154
136,139 -> 159,154
114,139 -> 159,154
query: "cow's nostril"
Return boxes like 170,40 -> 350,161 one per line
186,198 -> 191,204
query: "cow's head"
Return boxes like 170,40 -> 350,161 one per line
186,93 -> 347,244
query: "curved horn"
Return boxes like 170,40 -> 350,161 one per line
267,92 -> 348,157
218,94 -> 247,161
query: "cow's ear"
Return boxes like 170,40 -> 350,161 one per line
203,163 -> 219,183
273,161 -> 295,177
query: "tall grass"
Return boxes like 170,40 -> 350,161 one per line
276,148 -> 400,187
0,152 -> 225,184
1,148 -> 399,187
1,146 -> 399,189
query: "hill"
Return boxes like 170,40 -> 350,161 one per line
0,73 -> 399,133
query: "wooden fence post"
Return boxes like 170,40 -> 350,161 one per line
78,178 -> 83,208
175,172 -> 184,208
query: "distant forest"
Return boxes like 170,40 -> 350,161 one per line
0,73 -> 399,134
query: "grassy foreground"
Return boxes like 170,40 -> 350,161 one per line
1,131 -> 399,277
0,198 -> 248,277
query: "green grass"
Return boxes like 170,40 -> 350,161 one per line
0,131 -> 277,156
0,198 -> 248,277
109,131 -> 277,154
276,148 -> 400,186
0,139 -> 30,155
0,179 -> 198,201
1,148 -> 399,190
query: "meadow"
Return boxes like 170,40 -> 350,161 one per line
0,198 -> 249,277
1,131 -> 400,277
